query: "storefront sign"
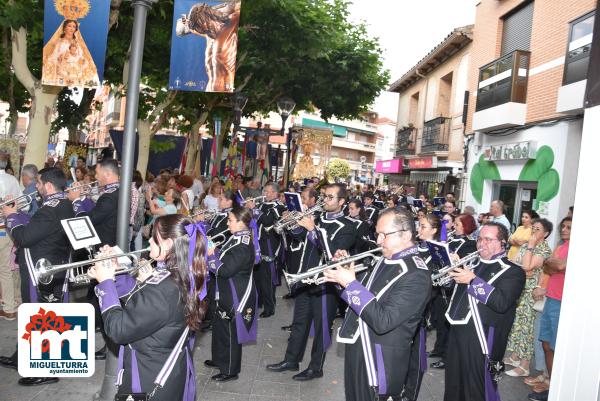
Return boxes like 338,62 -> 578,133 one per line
407,157 -> 437,169
485,141 -> 537,161
375,159 -> 402,174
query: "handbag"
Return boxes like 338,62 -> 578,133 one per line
533,296 -> 546,313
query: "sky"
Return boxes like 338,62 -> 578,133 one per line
347,0 -> 479,121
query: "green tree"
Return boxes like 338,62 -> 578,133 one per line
327,158 -> 350,182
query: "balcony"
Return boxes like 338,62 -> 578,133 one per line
332,137 -> 376,153
395,127 -> 417,157
420,117 -> 450,154
473,50 -> 530,131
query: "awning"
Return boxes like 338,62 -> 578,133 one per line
409,170 -> 450,182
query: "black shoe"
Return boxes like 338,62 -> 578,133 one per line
282,293 -> 293,300
18,377 -> 59,386
95,346 -> 106,360
211,373 -> 238,382
281,325 -> 292,332
200,323 -> 213,333
0,356 -> 17,370
260,311 -> 274,318
428,351 -> 444,358
204,359 -> 218,368
266,361 -> 299,372
430,360 -> 446,369
293,368 -> 323,381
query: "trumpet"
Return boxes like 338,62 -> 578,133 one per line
431,250 -> 481,287
0,192 -> 40,214
35,247 -> 151,285
65,181 -> 104,196
283,247 -> 382,286
272,200 -> 325,234
241,195 -> 266,206
191,208 -> 219,221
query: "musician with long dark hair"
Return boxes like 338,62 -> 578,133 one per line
347,199 -> 375,254
90,214 -> 208,401
204,206 -> 258,382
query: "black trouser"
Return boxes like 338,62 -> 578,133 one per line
403,325 -> 426,401
212,310 -> 242,375
255,261 -> 276,314
431,289 -> 450,357
204,272 -> 217,322
283,286 -> 336,371
444,324 -> 498,401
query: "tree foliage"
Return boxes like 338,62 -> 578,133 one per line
327,158 -> 350,181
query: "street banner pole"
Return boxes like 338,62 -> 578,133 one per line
95,1 -> 156,399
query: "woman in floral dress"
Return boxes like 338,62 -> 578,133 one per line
504,218 -> 553,376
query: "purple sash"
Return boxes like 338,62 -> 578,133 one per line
228,278 -> 258,344
265,238 -> 280,286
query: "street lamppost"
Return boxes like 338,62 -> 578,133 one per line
277,97 -> 296,186
232,92 -> 248,132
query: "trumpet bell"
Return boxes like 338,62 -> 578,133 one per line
35,259 -> 53,286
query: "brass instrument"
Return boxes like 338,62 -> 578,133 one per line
0,192 -> 40,215
35,247 -> 151,285
241,195 -> 266,205
65,181 -> 104,196
272,200 -> 325,234
191,208 -> 219,221
283,247 -> 382,286
431,250 -> 481,287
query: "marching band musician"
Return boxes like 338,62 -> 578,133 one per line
247,182 -> 286,318
269,183 -> 356,381
324,208 -> 431,401
68,158 -> 121,247
199,190 -> 238,332
204,206 -> 259,382
448,213 -> 478,258
347,199 -> 377,254
444,222 -> 525,401
90,214 -> 208,401
0,167 -> 74,386
363,192 -> 379,227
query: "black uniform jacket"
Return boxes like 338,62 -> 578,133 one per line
347,217 -> 377,255
209,230 -> 258,343
257,200 -> 286,257
96,271 -> 187,401
337,246 -> 432,394
77,185 -> 119,247
448,235 -> 477,258
445,256 -> 525,360
207,209 -> 231,246
9,194 -> 74,270
314,210 -> 357,261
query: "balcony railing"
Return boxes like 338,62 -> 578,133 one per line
476,50 -> 530,112
421,117 -> 450,153
395,127 -> 417,157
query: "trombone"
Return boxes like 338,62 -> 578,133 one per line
283,247 -> 382,286
65,181 -> 103,196
431,250 -> 481,286
35,247 -> 151,285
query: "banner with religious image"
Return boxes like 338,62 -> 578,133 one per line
293,127 -> 333,180
169,0 -> 242,92
42,0 -> 110,88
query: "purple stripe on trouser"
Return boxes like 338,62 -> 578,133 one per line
131,349 -> 142,393
62,275 -> 69,303
116,346 -> 124,386
484,326 -> 500,401
374,344 -> 387,395
183,342 -> 196,401
266,238 -> 280,286
29,279 -> 38,303
321,291 -> 331,351
229,279 -> 258,344
419,326 -> 427,373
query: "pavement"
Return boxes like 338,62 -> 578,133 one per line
0,286 -> 532,401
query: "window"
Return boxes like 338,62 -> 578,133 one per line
347,153 -> 354,161
564,11 -> 595,85
501,1 -> 534,56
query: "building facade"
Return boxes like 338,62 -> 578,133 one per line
388,26 -> 473,200
465,0 -> 595,242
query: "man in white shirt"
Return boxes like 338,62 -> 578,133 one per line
0,154 -> 23,320
489,200 -> 512,233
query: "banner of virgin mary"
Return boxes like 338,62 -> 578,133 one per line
42,0 -> 110,88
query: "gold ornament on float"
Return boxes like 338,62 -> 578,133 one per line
54,0 -> 90,20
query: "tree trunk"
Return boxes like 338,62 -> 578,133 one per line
136,119 -> 151,175
23,86 -> 61,167
214,117 -> 232,176
184,112 -> 209,175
